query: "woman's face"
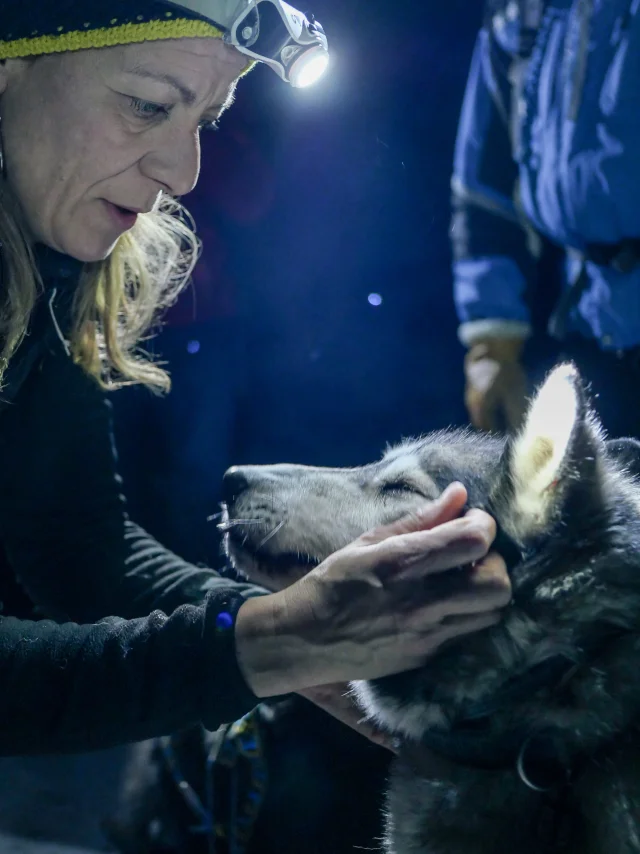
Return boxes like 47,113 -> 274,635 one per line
0,38 -> 247,261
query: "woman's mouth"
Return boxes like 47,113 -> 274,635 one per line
103,201 -> 138,230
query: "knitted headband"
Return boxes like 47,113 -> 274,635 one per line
0,1 -> 229,60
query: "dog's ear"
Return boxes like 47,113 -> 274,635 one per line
489,363 -> 604,544
605,438 -> 640,479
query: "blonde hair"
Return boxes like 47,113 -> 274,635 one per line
0,176 -> 200,393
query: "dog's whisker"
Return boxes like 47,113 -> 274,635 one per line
255,519 -> 286,551
206,510 -> 225,522
217,519 -> 265,532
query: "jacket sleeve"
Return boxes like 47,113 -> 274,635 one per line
451,20 -> 537,347
0,592 -> 260,756
0,342 -> 265,625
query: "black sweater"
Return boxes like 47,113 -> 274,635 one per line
0,244 -> 265,756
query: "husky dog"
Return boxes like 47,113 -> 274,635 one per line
222,364 -> 640,854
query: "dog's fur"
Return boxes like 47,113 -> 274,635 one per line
223,364 -> 640,854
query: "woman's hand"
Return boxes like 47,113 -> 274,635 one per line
235,482 -> 511,698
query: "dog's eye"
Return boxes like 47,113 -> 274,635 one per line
380,480 -> 423,497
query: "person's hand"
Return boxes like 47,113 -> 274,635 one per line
464,337 -> 528,432
298,682 -> 398,752
235,482 -> 511,697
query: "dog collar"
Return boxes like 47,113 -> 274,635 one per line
398,653 -> 580,788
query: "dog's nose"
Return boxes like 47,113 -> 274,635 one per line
222,466 -> 251,504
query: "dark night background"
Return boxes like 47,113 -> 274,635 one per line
113,0 -> 480,568
0,1 -> 484,850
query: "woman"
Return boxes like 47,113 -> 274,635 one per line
0,0 -> 510,756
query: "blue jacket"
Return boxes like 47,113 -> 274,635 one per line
452,0 -> 640,351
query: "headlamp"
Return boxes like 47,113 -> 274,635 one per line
165,0 -> 329,87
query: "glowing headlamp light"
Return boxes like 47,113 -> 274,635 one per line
165,0 -> 329,87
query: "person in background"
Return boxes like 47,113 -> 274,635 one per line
452,0 -> 640,437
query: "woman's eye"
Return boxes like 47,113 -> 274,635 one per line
128,97 -> 218,132
380,481 -> 423,497
129,96 -> 170,122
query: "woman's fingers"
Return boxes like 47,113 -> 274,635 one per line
358,482 -> 469,546
358,509 -> 499,581
389,555 -> 511,634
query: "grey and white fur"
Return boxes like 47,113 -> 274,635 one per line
222,363 -> 640,854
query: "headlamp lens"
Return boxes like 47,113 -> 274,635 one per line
288,45 -> 329,88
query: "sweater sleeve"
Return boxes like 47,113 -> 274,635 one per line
0,591 -> 258,756
0,344 -> 266,753
451,23 -> 537,346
